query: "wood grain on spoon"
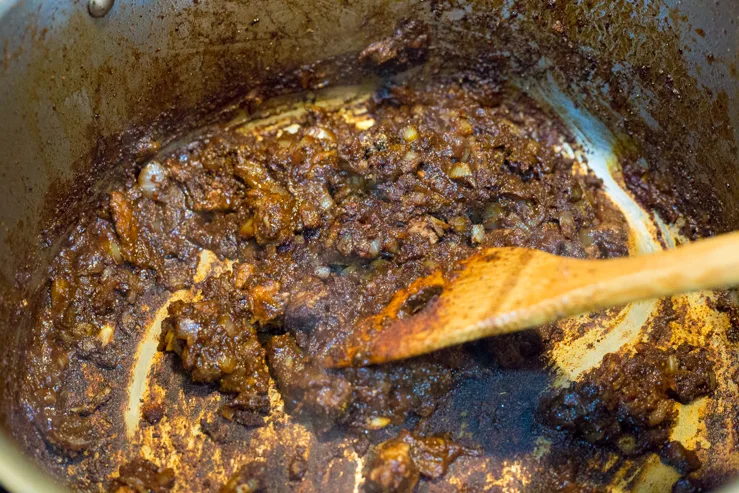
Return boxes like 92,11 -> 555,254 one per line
325,231 -> 739,368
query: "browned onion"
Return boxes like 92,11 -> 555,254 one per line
138,161 -> 167,200
448,162 -> 472,179
402,125 -> 419,142
471,224 -> 485,244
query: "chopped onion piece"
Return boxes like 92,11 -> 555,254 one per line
617,435 -> 637,454
483,203 -> 504,222
471,224 -> 485,244
138,161 -> 167,200
423,259 -> 439,271
569,183 -> 583,202
368,239 -> 381,258
177,318 -> 200,346
98,324 -> 114,346
667,354 -> 678,374
355,118 -> 375,130
104,236 -> 123,263
370,259 -> 391,272
282,123 -> 301,134
404,150 -> 421,163
239,217 -> 255,239
366,417 -> 391,430
455,118 -> 474,136
307,126 -> 336,142
448,215 -> 470,233
559,211 -> 576,238
51,277 -> 69,310
578,227 -> 595,247
218,353 -> 237,373
385,238 -> 400,254
218,314 -> 236,336
318,187 -> 335,211
448,162 -> 472,179
428,216 -> 448,237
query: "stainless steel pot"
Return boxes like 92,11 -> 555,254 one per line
0,0 -> 737,491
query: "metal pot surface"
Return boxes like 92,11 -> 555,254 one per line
0,1 -> 737,491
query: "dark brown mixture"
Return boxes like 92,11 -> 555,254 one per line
541,344 -> 715,462
364,430 -> 478,493
13,70 -> 714,491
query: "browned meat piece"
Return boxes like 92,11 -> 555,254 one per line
579,220 -> 630,259
182,174 -> 240,212
186,213 -> 241,261
109,191 -> 159,270
164,137 -> 246,212
48,220 -> 144,346
250,190 -> 296,245
331,220 -> 385,260
141,401 -> 165,425
109,191 -> 139,255
247,280 -> 288,327
268,334 -> 455,432
160,275 -> 270,416
111,458 -> 175,493
267,334 -> 352,431
660,441 -> 701,475
503,139 -> 551,180
345,359 -> 453,426
109,190 -> 198,287
671,345 -> 717,403
364,439 -> 419,493
364,430 -> 472,492
395,430 -> 473,479
323,196 -> 398,260
267,334 -> 307,392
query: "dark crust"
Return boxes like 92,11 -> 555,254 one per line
540,343 -> 715,476
111,458 -> 175,493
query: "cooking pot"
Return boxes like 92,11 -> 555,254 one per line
0,0 -> 738,491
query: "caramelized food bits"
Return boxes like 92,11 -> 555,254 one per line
364,430 -> 475,492
160,275 -> 271,418
541,344 -> 715,467
112,458 -> 175,493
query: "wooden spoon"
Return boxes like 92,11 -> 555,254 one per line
324,231 -> 739,368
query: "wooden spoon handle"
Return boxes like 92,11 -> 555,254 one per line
580,230 -> 739,310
